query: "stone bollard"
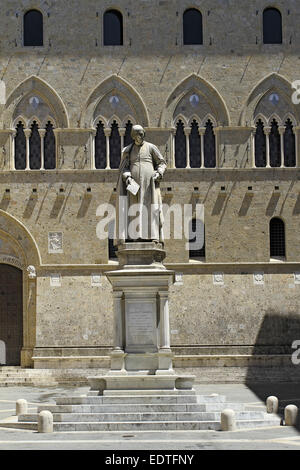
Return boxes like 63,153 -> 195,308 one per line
16,399 -> 28,416
38,410 -> 53,433
284,405 -> 298,426
266,396 -> 279,414
221,409 -> 236,431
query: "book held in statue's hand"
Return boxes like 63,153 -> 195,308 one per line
126,179 -> 140,195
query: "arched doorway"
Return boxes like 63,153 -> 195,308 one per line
0,264 -> 23,365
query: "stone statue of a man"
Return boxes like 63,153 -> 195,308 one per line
116,125 -> 166,244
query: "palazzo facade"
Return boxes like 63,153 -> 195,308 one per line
0,0 -> 299,380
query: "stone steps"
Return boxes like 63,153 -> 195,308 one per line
37,402 -> 245,413
6,389 -> 281,433
20,410 -> 269,423
5,417 -> 280,432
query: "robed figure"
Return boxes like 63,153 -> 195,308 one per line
115,125 -> 166,245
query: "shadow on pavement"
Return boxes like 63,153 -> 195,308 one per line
245,313 -> 300,431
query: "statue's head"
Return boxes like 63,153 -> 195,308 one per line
131,125 -> 145,146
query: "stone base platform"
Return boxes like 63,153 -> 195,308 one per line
87,374 -> 195,394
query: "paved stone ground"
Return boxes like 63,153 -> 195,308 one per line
0,383 -> 299,452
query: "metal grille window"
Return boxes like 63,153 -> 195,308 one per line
104,10 -> 123,46
44,121 -> 56,169
189,219 -> 205,259
269,119 -> 281,167
263,8 -> 282,45
270,217 -> 285,257
175,120 -> 186,168
95,121 -> 106,169
14,122 -> 26,170
190,119 -> 201,168
183,8 -> 203,45
255,119 -> 266,167
284,119 -> 296,167
29,121 -> 41,169
109,121 -> 121,169
24,10 -> 43,47
204,120 -> 216,168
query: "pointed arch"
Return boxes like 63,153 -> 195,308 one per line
240,73 -> 300,126
81,74 -> 149,128
160,74 -> 230,127
5,75 -> 69,129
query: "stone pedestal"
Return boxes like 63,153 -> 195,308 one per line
88,242 -> 195,392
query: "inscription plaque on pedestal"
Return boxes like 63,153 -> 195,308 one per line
125,300 -> 157,351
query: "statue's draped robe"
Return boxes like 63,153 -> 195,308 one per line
116,141 -> 166,244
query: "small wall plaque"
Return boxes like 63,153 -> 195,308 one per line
50,273 -> 61,287
91,273 -> 102,286
213,273 -> 224,285
174,273 -> 183,285
294,272 -> 300,284
253,272 -> 264,285
48,232 -> 63,253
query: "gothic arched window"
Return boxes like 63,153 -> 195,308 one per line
44,121 -> 56,169
24,10 -> 43,47
269,119 -> 281,167
104,9 -> 123,46
263,8 -> 282,44
189,219 -> 205,259
255,119 -> 266,167
109,121 -> 121,169
29,121 -> 41,169
204,120 -> 216,168
183,8 -> 203,45
270,217 -> 285,258
175,120 -> 186,168
95,121 -> 106,169
284,119 -> 296,167
190,120 -> 201,168
14,122 -> 26,170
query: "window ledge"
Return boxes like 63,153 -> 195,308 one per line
270,257 -> 286,263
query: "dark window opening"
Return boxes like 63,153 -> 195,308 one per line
124,120 -> 133,147
109,121 -> 121,169
29,121 -> 41,169
255,119 -> 266,167
270,217 -> 285,257
189,219 -> 205,258
269,119 -> 281,167
183,8 -> 203,45
24,10 -> 43,47
104,10 -> 123,46
263,7 -> 282,44
15,122 -> 26,170
190,119 -> 201,168
95,121 -> 106,169
204,120 -> 216,168
44,121 -> 56,169
175,120 -> 186,168
284,119 -> 296,167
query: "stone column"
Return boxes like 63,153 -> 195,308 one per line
38,129 -> 46,170
184,126 -> 191,168
90,128 -> 96,170
24,129 -> 31,170
119,127 -> 126,151
170,127 -> 176,168
112,291 -> 124,351
104,128 -> 111,169
251,127 -> 256,168
294,126 -> 300,167
264,126 -> 271,168
11,130 -> 16,170
158,291 -> 170,350
198,127 -> 206,168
